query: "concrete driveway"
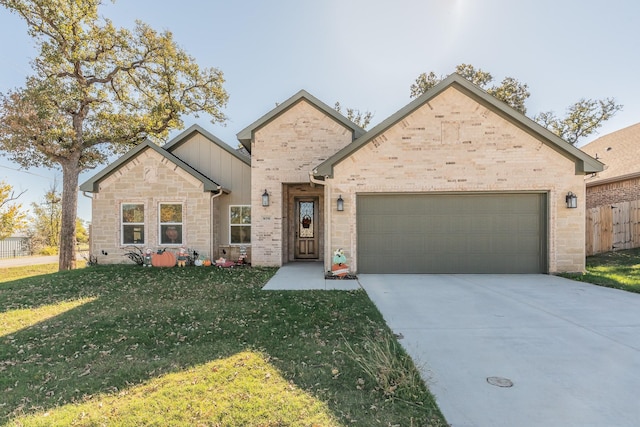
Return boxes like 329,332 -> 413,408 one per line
359,274 -> 640,427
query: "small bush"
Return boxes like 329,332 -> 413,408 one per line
38,246 -> 59,255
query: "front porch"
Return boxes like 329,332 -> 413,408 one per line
262,262 -> 360,290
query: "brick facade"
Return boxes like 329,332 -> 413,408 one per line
84,127 -> 253,266
250,100 -> 353,266
86,77 -> 596,273
586,176 -> 640,209
324,87 -> 586,273
246,84 -> 591,273
90,148 -> 214,264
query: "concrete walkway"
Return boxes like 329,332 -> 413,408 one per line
262,262 -> 361,290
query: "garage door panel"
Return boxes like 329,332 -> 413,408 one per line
357,194 -> 547,274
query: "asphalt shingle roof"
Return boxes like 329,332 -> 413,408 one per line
581,122 -> 640,185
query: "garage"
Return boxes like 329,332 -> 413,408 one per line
357,193 -> 547,274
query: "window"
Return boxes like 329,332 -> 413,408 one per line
122,203 -> 145,245
230,205 -> 251,244
160,203 -> 183,245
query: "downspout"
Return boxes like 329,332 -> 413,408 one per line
308,170 -> 325,187
81,191 -> 94,255
309,171 -> 330,273
210,187 -> 224,260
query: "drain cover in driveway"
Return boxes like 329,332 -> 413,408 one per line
487,376 -> 513,387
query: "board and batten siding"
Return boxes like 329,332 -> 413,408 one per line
170,133 -> 251,248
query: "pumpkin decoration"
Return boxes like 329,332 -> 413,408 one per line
332,248 -> 349,278
203,258 -> 212,267
152,249 -> 176,267
332,263 -> 349,278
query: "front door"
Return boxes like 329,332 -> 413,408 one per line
295,197 -> 319,259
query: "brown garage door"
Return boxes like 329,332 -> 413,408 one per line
357,193 -> 547,274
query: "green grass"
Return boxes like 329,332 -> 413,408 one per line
0,265 -> 447,426
561,248 -> 640,293
0,263 -> 61,282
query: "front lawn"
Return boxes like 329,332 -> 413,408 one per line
0,263 -> 61,282
561,248 -> 640,293
0,265 -> 447,426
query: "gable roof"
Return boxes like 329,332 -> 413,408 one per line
313,73 -> 604,178
79,140 -> 224,193
236,89 -> 366,152
581,122 -> 640,186
163,124 -> 251,166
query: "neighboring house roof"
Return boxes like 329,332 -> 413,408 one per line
236,89 -> 366,152
163,124 -> 251,166
79,140 -> 224,193
313,73 -> 604,178
581,122 -> 640,186
2,233 -> 28,239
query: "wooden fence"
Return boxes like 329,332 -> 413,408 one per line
586,200 -> 640,256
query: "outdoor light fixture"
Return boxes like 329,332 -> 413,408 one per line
262,189 -> 270,207
337,195 -> 344,211
565,191 -> 577,209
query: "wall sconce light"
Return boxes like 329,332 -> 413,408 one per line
262,189 -> 269,207
337,195 -> 344,211
565,191 -> 577,209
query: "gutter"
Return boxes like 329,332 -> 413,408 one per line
309,170 -> 326,187
586,171 -> 640,187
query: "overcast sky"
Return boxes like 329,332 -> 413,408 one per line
1,0 -> 638,221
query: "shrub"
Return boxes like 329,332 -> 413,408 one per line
38,245 -> 58,255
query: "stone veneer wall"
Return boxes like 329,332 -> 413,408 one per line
327,87 -> 587,273
250,100 -> 354,266
90,149 -> 213,264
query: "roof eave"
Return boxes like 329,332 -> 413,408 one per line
314,73 -> 604,178
80,140 -> 156,192
236,89 -> 366,152
586,170 -> 640,187
79,140 -> 222,193
164,124 -> 250,166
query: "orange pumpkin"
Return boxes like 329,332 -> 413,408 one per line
332,263 -> 349,278
203,259 -> 211,267
152,250 -> 176,267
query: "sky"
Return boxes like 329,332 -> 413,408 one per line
1,0 -> 639,222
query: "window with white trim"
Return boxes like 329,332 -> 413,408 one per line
230,205 -> 251,244
122,203 -> 145,245
159,203 -> 183,245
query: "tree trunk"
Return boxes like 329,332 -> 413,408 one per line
59,158 -> 81,271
